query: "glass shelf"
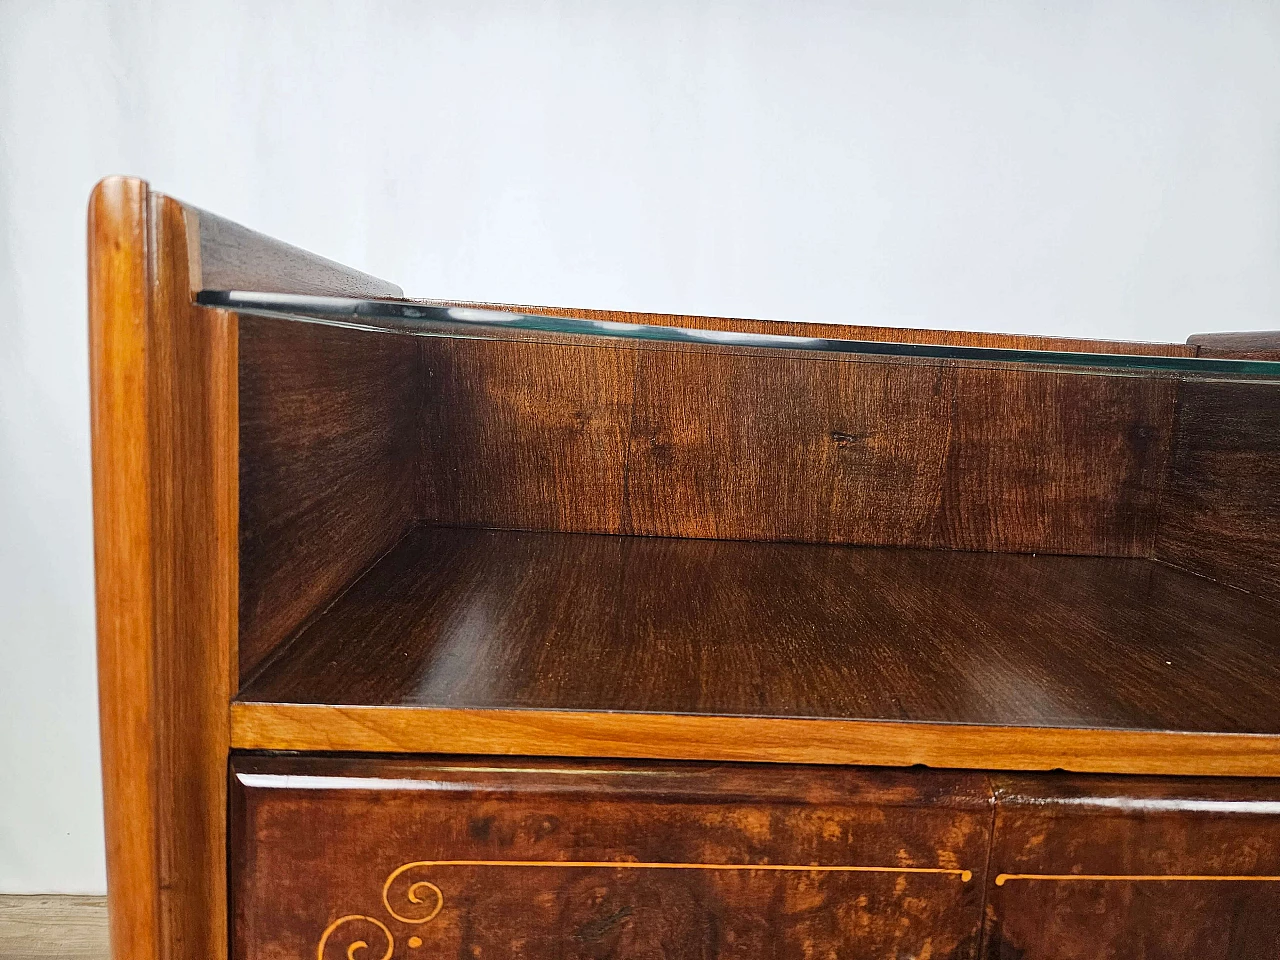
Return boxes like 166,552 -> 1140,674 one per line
198,290 -> 1280,382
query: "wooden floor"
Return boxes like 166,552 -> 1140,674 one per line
0,897 -> 107,960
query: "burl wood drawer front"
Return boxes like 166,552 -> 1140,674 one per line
984,775 -> 1280,960
231,756 -> 993,959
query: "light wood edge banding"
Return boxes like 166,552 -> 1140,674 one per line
230,704 -> 1280,778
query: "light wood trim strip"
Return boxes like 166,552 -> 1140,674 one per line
230,703 -> 1280,778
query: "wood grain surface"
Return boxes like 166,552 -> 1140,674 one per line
418,339 -> 633,533
1156,379 -> 1280,605
984,774 -> 1280,959
1189,330 -> 1280,360
231,756 -> 993,960
186,205 -> 402,298
87,180 -> 1280,960
626,351 -> 1172,553
238,316 -> 419,676
89,178 -> 235,960
90,177 -> 411,960
88,175 -> 161,960
234,524 -> 1280,775
418,339 -> 1178,555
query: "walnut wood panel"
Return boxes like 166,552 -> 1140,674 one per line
234,524 -> 1280,775
418,339 -> 1177,555
186,204 -> 402,298
231,756 -> 993,960
89,177 -> 236,960
418,338 -> 633,532
627,353 -> 1172,552
984,774 -> 1280,959
238,317 -> 419,676
1156,380 -> 1280,605
1189,330 -> 1280,360
427,298 -> 1194,356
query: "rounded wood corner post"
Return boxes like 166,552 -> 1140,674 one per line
90,176 -> 237,960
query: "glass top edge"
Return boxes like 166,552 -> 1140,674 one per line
197,290 -> 1280,378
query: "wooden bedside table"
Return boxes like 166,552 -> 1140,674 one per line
89,176 -> 1280,960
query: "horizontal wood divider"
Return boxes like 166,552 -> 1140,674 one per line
230,703 -> 1280,778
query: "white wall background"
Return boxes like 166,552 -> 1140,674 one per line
2,0 -> 1280,893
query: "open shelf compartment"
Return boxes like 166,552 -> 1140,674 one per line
227,292 -> 1280,777
233,523 -> 1280,775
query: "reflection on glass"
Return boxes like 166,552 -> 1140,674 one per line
197,290 -> 1280,382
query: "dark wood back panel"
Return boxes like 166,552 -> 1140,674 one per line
418,339 -> 634,534
1155,378 -> 1280,604
420,337 -> 1178,556
238,318 -> 420,678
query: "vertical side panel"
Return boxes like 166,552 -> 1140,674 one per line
89,178 -> 236,960
237,317 -> 420,677
90,176 -> 162,960
148,194 -> 236,960
1156,379 -> 1280,604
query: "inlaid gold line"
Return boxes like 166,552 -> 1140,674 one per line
397,858 -> 972,882
316,915 -> 393,960
996,873 -> 1280,886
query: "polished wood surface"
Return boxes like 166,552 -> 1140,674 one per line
626,351 -> 1172,552
89,180 -> 1280,960
1189,330 -> 1280,360
234,524 -> 1280,774
1157,380 -> 1280,605
89,176 -> 162,960
419,339 -> 633,533
419,339 -> 1178,555
984,774 -> 1280,958
232,703 -> 1280,776
89,177 -> 236,960
186,204 -> 402,298
238,316 -> 419,676
89,177 -> 409,960
231,756 -> 993,960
